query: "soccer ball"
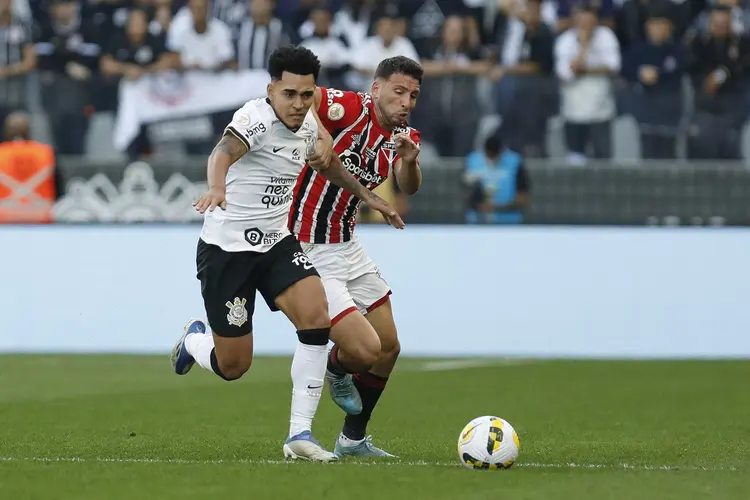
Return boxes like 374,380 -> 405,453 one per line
457,415 -> 520,470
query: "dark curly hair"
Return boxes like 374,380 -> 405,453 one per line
267,45 -> 321,81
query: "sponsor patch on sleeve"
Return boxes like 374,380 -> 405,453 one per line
327,103 -> 345,121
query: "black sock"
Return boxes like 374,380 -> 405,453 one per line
342,371 -> 388,440
327,344 -> 353,376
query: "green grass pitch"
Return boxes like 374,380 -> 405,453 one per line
0,355 -> 748,499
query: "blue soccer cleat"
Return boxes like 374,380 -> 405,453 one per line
325,369 -> 363,415
333,434 -> 397,458
283,431 -> 338,462
170,318 -> 206,375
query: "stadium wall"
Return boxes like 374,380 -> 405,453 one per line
2,225 -> 749,358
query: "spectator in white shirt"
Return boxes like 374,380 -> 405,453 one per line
300,5 -> 350,88
350,12 -> 420,91
298,0 -> 377,51
167,0 -> 236,72
554,2 -> 620,164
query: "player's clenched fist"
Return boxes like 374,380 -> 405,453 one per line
193,186 -> 227,213
308,137 -> 333,171
393,133 -> 420,162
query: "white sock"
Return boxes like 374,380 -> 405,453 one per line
184,333 -> 215,372
289,342 -> 327,438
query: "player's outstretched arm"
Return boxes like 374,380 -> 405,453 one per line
321,155 -> 405,229
193,134 -> 247,214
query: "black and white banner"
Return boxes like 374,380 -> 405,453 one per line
113,69 -> 270,151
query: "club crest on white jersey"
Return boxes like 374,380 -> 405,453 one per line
199,98 -> 318,252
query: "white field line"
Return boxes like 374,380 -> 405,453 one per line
0,456 -> 741,472
403,359 -> 538,373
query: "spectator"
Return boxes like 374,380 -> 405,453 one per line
419,15 -> 487,157
350,12 -> 419,90
464,134 -> 531,225
492,0 -> 556,156
0,0 -> 36,139
622,5 -> 685,158
311,0 -> 377,50
152,0 -> 176,34
556,0 -> 616,32
0,112 -> 56,223
555,2 -> 621,164
614,0 -> 701,48
100,9 -> 178,82
686,5 -> 750,159
167,0 -> 235,72
400,0 -> 471,58
235,0 -> 295,70
212,0 -> 249,41
100,8 -> 179,158
686,0 -> 750,39
300,4 -> 350,88
35,0 -> 101,155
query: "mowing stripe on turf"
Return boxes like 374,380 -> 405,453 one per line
0,456 -> 740,472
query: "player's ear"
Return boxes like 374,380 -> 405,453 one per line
371,79 -> 380,98
266,82 -> 273,99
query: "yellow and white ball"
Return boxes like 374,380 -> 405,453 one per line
457,416 -> 520,470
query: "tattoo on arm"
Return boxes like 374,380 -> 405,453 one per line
214,133 -> 248,164
322,155 -> 371,200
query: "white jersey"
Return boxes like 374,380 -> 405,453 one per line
200,98 -> 318,253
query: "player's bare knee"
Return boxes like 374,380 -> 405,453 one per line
356,344 -> 381,369
380,338 -> 401,363
218,357 -> 251,380
296,301 -> 331,331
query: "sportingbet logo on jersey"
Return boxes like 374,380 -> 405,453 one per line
262,176 -> 295,208
340,149 -> 385,184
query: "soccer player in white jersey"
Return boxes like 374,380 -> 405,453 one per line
169,45 -> 403,462
287,56 -> 424,458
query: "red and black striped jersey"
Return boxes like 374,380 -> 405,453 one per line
288,87 -> 421,244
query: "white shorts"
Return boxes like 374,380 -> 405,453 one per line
300,235 -> 392,325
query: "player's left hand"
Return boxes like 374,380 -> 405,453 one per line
394,133 -> 420,163
364,193 -> 405,230
308,138 -> 333,171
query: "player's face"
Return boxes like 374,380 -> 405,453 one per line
372,73 -> 420,127
267,72 -> 316,129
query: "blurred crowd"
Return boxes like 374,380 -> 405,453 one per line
1,0 -> 750,163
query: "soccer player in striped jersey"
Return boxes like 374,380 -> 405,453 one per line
288,56 -> 423,458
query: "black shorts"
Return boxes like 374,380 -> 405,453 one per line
196,235 -> 320,337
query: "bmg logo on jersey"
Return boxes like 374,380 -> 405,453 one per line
247,122 -> 266,136
292,251 -> 314,270
262,176 -> 295,208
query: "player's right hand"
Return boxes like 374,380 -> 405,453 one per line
364,194 -> 405,230
193,187 -> 227,213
